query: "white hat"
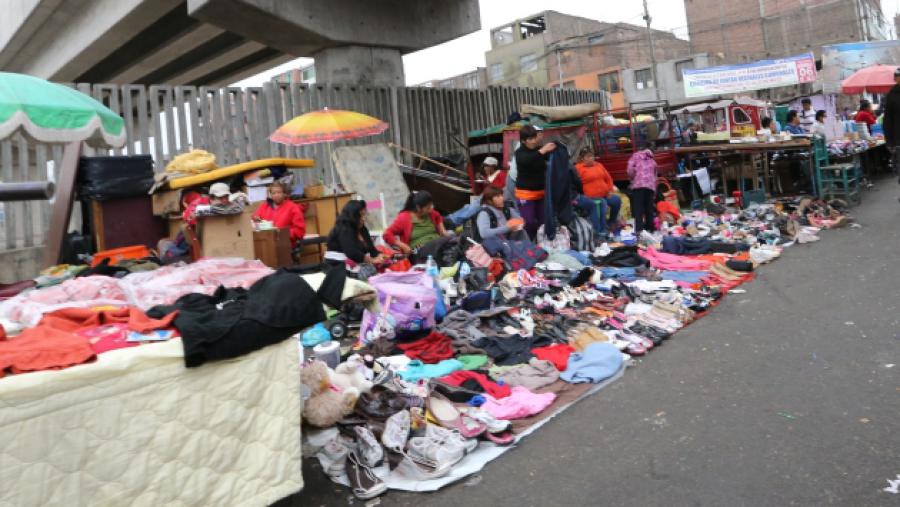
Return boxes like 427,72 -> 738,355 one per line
483,156 -> 499,166
209,182 -> 230,197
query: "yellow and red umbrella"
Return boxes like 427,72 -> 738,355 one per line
269,107 -> 388,145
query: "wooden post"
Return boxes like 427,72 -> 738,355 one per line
43,142 -> 81,267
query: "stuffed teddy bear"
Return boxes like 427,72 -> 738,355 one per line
301,360 -> 359,427
331,354 -> 374,394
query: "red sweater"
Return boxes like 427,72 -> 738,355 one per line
854,110 -> 877,127
383,210 -> 443,246
576,162 -> 614,198
486,170 -> 508,190
253,200 -> 306,244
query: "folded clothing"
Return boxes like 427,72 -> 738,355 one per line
560,342 -> 623,384
0,329 -> 95,377
399,359 -> 463,382
489,358 -> 559,391
725,259 -> 754,272
480,385 -> 557,420
531,343 -> 575,371
440,370 -> 511,399
397,331 -> 455,363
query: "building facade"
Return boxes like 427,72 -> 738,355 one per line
485,11 -> 608,88
272,63 -> 316,85
545,23 -> 692,109
622,54 -> 716,108
417,67 -> 488,89
684,0 -> 887,64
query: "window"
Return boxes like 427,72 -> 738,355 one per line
520,53 -> 538,73
562,80 -> 576,89
492,25 -> 514,46
519,16 -> 546,39
732,107 -> 752,124
674,60 -> 693,82
440,80 -> 454,88
588,34 -> 605,45
597,71 -> 620,93
489,63 -> 503,83
635,68 -> 654,90
463,74 -> 479,89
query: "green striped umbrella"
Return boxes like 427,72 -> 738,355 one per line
0,72 -> 125,148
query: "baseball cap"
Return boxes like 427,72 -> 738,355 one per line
483,156 -> 499,166
209,182 -> 230,197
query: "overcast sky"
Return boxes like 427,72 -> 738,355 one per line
233,0 -> 900,88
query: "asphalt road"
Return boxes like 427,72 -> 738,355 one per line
288,179 -> 900,507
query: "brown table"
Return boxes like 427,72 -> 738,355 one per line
675,140 -> 813,197
253,229 -> 293,268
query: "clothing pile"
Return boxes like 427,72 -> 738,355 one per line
302,194 -> 853,500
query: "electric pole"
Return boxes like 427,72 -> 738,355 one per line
642,0 -> 661,102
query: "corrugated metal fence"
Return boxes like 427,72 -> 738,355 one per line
0,82 -> 606,251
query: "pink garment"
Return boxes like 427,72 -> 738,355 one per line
640,247 -> 712,271
0,258 -> 273,327
480,385 -> 556,420
626,149 -> 658,190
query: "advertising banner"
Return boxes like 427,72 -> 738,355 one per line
682,53 -> 817,97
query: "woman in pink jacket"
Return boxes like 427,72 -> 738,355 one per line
627,149 -> 658,235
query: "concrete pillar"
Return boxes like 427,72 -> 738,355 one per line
312,45 -> 405,87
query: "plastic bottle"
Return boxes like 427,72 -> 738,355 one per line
425,255 -> 439,277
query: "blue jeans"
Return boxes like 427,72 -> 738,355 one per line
446,201 -> 482,227
574,194 -> 621,234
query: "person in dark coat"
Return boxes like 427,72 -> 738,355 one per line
326,200 -> 385,268
882,68 -> 900,191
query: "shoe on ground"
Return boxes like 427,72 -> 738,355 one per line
346,450 -> 387,500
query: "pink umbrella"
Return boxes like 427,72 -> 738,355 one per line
841,64 -> 899,94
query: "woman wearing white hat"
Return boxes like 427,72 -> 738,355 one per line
482,156 -> 507,190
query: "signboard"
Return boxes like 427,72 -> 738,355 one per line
682,53 -> 817,97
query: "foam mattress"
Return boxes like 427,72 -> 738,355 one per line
0,338 -> 303,507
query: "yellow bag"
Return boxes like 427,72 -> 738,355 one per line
613,188 -> 631,221
165,149 -> 217,174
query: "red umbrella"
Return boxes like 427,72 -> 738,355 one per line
841,64 -> 899,94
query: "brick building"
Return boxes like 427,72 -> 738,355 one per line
684,0 -> 888,64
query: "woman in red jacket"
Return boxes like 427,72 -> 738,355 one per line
383,191 -> 449,260
253,181 -> 306,246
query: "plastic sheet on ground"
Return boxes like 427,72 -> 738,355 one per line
306,363 -> 626,492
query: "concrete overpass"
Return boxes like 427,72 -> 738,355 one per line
0,0 -> 480,86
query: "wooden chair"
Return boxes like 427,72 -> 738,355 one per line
296,202 -> 327,262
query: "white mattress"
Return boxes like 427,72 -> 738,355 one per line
0,338 -> 303,507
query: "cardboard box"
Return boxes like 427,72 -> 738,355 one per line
199,211 -> 255,260
152,190 -> 181,217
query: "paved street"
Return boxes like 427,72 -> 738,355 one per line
291,179 -> 900,507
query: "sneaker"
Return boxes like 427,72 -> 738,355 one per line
393,450 -> 453,480
381,409 -> 410,453
424,422 -> 479,454
320,436 -> 353,478
407,434 -> 465,468
354,425 -> 384,468
460,407 -> 512,434
346,450 -> 387,500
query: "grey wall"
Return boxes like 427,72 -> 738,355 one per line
622,54 -> 717,107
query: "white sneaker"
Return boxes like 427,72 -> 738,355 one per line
381,410 -> 410,453
407,433 -> 465,468
320,436 -> 353,478
354,425 -> 384,468
424,422 -> 478,454
460,407 -> 511,434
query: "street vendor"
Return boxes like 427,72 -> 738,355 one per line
573,147 -> 621,240
383,190 -> 450,260
810,110 -> 828,138
884,68 -> 900,197
482,156 -> 507,190
783,111 -> 805,135
252,181 -> 306,246
514,125 -> 556,239
854,100 -> 877,129
761,117 -> 779,135
799,98 -> 816,133
325,199 -> 386,269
